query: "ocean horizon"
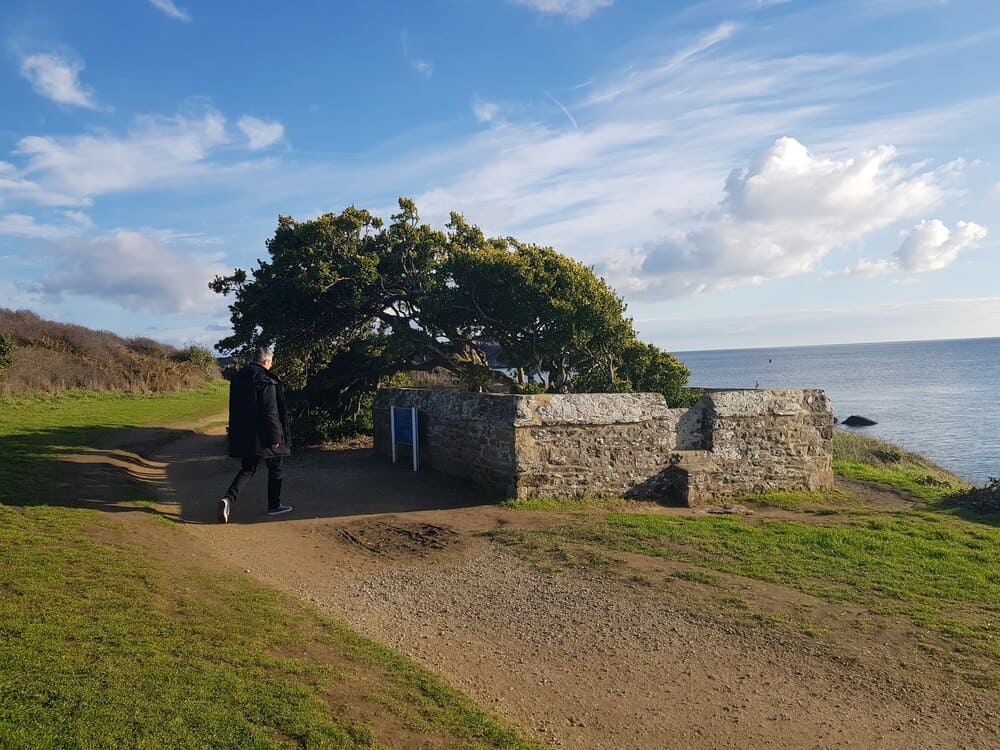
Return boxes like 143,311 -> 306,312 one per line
676,336 -> 1000,486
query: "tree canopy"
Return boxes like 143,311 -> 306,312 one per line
211,199 -> 693,437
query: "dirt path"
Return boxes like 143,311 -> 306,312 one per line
93,420 -> 999,749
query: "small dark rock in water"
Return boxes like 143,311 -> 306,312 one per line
842,415 -> 877,427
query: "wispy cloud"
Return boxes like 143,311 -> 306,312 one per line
0,160 -> 86,207
510,0 -> 614,22
237,116 -> 285,150
12,110 -> 231,200
19,53 -> 100,110
587,21 -> 738,106
0,212 -> 78,239
148,0 -> 191,23
343,19 -> 995,309
401,31 -> 433,78
547,94 -> 578,129
33,230 -> 226,314
473,98 -> 500,123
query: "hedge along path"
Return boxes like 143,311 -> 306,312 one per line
0,385 -> 543,750
139,412 -> 998,749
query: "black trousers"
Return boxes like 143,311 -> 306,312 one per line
225,456 -> 283,510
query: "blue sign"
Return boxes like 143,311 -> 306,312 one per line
390,405 -> 420,471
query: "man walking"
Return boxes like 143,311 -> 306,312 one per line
218,347 -> 293,523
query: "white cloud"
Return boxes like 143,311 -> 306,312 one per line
510,0 -> 614,21
149,0 -> 191,22
14,111 -> 230,199
63,210 -> 94,228
586,22 -> 738,106
0,213 -> 77,239
33,230 -> 227,314
473,98 -> 500,123
400,31 -> 433,77
894,219 -> 987,272
843,258 -> 895,278
844,218 -> 988,276
0,160 -> 86,207
19,53 -> 100,110
237,116 -> 285,150
631,137 -> 953,297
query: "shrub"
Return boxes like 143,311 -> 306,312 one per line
0,308 -> 219,395
943,477 -> 1000,514
175,345 -> 219,374
0,331 -> 16,375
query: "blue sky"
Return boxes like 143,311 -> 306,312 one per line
1,0 -> 998,352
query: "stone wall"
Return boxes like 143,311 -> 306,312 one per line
373,388 -> 834,505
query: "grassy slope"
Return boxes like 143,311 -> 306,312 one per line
0,385 -> 539,750
832,430 -> 969,502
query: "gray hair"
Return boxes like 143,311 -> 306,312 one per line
254,346 -> 274,363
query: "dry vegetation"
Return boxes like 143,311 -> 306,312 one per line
0,308 -> 219,395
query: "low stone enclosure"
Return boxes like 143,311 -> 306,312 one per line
373,388 -> 834,506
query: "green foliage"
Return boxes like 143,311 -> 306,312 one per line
574,340 -> 698,407
439,219 -> 635,390
175,344 -> 218,374
0,331 -> 16,375
211,199 -> 691,432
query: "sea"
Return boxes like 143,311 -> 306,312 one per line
676,337 -> 1000,486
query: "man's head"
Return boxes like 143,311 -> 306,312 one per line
255,346 -> 274,369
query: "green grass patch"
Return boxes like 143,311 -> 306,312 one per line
500,495 -> 642,512
731,488 -> 862,514
0,382 -> 230,505
522,510 -> 1000,657
832,431 -> 969,503
0,387 -> 541,749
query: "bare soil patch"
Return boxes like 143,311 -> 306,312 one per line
337,520 -> 461,558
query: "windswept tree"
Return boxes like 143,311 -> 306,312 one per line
211,199 -> 693,438
437,214 -> 635,390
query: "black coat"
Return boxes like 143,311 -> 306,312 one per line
227,363 -> 292,459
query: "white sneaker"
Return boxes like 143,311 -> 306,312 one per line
217,498 -> 231,524
266,504 -> 293,516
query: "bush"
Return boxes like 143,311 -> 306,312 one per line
944,477 -> 1000,514
175,345 -> 219,375
0,308 -> 219,395
0,331 -> 16,375
574,341 -> 696,407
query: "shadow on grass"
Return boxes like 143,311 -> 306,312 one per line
0,422 -> 495,526
937,482 -> 1000,527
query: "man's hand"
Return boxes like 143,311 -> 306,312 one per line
272,443 -> 280,450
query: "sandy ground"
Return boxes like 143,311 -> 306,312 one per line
75,419 -> 999,750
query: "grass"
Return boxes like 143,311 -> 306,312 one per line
493,510 -> 1000,661
832,430 -> 969,502
496,432 -> 999,668
0,382 -> 231,507
0,386 -> 541,749
501,495 -> 645,512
